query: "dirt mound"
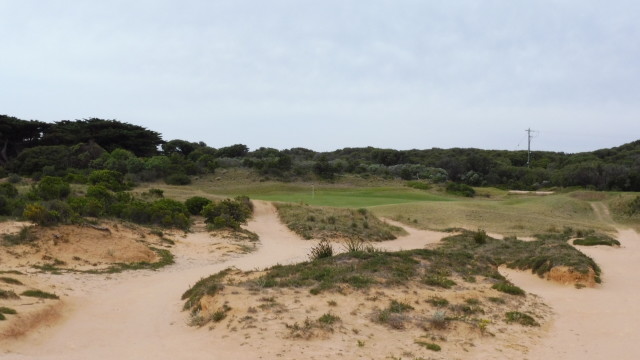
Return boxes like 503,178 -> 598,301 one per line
546,266 -> 596,287
0,220 -> 164,271
187,272 -> 550,359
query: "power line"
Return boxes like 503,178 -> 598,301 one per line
525,128 -> 539,168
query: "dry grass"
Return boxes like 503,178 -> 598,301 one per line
373,193 -> 615,236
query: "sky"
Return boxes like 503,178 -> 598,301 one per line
1,0 -> 639,154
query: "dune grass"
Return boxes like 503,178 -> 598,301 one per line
274,203 -> 406,241
21,289 -> 59,299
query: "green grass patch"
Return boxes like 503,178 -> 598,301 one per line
0,289 -> 19,299
573,236 -> 620,246
505,311 -> 539,326
423,275 -> 456,289
318,313 -> 341,325
427,297 -> 449,307
492,282 -> 525,296
388,300 -> 414,313
21,289 -> 59,299
182,268 -> 233,311
0,307 -> 17,315
415,341 -> 441,352
0,277 -> 23,285
275,203 -> 406,241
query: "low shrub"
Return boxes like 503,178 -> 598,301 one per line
416,341 -> 441,351
33,176 -> 71,200
406,181 -> 431,190
446,182 -> 475,197
202,197 -> 252,230
492,282 -> 525,296
309,239 -> 333,260
21,289 -> 59,299
185,196 -> 213,215
165,173 -> 191,185
505,311 -> 539,326
423,275 -> 456,289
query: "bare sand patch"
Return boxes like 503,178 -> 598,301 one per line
501,228 -> 640,360
1,201 -> 634,360
0,220 -> 164,271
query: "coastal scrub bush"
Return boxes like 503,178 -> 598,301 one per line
33,176 -> 70,200
201,197 -> 252,230
185,196 -> 212,215
446,182 -> 475,197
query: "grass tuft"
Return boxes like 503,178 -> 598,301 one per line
21,289 -> 59,299
505,311 -> 539,326
0,277 -> 23,285
492,282 -> 525,296
275,203 -> 406,241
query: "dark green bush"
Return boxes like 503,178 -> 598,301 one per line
185,196 -> 212,215
33,176 -> 70,200
446,182 -> 475,197
492,282 -> 525,296
88,170 -> 127,191
474,229 -> 488,245
0,183 -> 18,198
23,203 -> 61,226
201,197 -> 252,230
165,173 -> 191,185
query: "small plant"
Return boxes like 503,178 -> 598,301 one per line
423,275 -> 456,289
487,296 -> 506,304
357,339 -> 365,347
492,282 -> 525,296
415,340 -> 441,352
505,311 -> 539,326
0,289 -> 20,299
327,300 -> 338,307
429,310 -> 448,329
211,310 -> 227,322
388,300 -> 414,313
187,312 -> 207,327
0,307 -> 17,315
318,313 -> 340,325
309,239 -> 333,260
427,297 -> 449,307
465,298 -> 481,305
476,318 -> 491,335
21,289 -> 59,299
0,277 -> 23,285
473,229 -> 488,245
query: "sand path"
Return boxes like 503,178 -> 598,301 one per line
501,203 -> 640,360
1,202 -> 446,359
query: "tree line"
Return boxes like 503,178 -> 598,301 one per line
2,114 -> 640,191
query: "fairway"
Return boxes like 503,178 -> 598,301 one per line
238,187 -> 453,207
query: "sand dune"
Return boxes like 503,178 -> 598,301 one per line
1,201 -> 638,359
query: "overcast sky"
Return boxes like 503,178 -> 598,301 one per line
1,1 -> 639,153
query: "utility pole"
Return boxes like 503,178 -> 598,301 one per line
526,128 -> 533,168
